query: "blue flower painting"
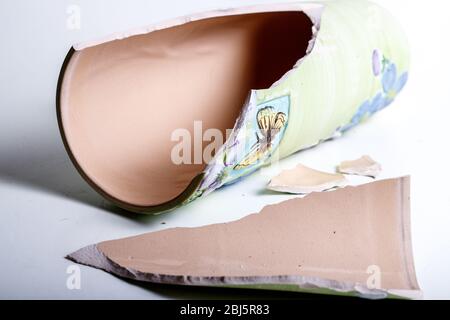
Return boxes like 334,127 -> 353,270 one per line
341,50 -> 408,132
382,62 -> 408,105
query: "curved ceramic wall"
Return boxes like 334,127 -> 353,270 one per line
57,0 -> 409,213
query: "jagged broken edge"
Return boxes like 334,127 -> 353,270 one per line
66,244 -> 420,300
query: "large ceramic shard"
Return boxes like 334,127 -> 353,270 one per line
57,0 -> 410,213
267,164 -> 348,194
68,177 -> 420,299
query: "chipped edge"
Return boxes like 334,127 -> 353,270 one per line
66,243 -> 420,300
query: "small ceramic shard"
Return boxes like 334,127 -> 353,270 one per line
337,155 -> 382,178
267,164 -> 348,194
67,177 -> 420,299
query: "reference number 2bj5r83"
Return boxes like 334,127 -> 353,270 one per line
179,304 -> 270,317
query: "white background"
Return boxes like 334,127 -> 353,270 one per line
0,0 -> 449,299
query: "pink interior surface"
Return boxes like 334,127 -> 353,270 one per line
60,11 -> 313,206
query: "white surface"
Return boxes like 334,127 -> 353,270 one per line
0,0 -> 449,299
